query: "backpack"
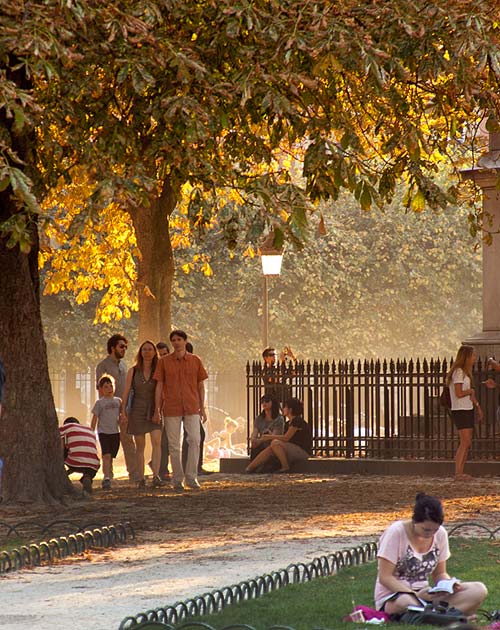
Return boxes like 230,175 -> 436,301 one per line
439,384 -> 451,409
392,601 -> 467,626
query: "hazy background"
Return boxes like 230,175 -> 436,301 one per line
41,188 -> 482,430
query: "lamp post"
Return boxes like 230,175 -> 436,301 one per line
260,232 -> 283,349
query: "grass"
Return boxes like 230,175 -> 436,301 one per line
182,539 -> 500,630
0,536 -> 30,552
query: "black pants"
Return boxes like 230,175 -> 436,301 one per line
250,443 -> 267,461
182,421 -> 205,471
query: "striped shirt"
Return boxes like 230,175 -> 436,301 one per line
59,423 -> 100,471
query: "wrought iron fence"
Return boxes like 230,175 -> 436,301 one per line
246,357 -> 500,460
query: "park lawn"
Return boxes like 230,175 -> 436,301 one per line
184,539 -> 500,630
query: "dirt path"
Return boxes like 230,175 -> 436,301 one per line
0,473 -> 499,630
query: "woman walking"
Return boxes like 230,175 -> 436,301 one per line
447,345 -> 482,481
121,340 -> 164,488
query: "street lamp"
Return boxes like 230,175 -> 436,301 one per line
259,231 -> 283,349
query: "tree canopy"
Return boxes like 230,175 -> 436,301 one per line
4,0 -> 500,247
34,0 -> 500,337
1,0 -> 499,502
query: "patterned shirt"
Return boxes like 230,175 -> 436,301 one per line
374,520 -> 450,609
60,423 -> 100,471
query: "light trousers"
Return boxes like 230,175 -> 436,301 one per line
165,415 -> 201,485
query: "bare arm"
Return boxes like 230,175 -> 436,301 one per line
488,359 -> 500,372
153,380 -> 163,421
121,368 -> 134,416
259,424 -> 298,443
453,382 -> 474,399
378,557 -> 415,595
91,413 -> 98,431
430,560 -> 450,584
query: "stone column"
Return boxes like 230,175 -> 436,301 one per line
461,131 -> 500,358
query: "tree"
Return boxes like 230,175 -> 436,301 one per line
165,182 -> 481,370
1,0 -> 500,502
0,1 -> 171,502
39,0 -> 500,342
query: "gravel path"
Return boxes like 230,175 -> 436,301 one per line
0,472 -> 498,630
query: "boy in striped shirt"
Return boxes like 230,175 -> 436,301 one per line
60,417 -> 100,494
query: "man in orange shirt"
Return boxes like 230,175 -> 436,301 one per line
153,330 -> 208,491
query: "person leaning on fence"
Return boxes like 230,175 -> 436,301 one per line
261,347 -> 293,403
245,397 -> 311,474
447,345 -> 482,481
374,492 -> 487,617
250,394 -> 285,461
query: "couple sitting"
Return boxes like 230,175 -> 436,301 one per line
246,396 -> 311,474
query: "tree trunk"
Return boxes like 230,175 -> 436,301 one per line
130,177 -> 177,343
0,219 -> 73,503
0,58 -> 72,503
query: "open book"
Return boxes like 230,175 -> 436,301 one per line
428,577 -> 460,594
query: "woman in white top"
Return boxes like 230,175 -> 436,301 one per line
446,345 -> 482,481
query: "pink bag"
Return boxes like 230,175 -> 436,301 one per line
344,605 -> 390,623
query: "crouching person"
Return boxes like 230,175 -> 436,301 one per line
60,417 -> 100,494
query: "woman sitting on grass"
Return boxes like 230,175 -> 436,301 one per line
374,492 -> 487,617
245,397 -> 311,473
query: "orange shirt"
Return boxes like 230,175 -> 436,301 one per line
154,352 -> 208,416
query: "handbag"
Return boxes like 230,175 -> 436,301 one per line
125,367 -> 136,415
392,601 -> 467,626
439,384 -> 451,409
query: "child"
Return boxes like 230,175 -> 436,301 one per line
91,374 -> 122,490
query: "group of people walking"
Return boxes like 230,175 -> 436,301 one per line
60,330 -> 209,493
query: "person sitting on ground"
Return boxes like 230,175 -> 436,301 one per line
59,417 -> 100,494
250,395 -> 285,461
205,417 -> 247,459
245,397 -> 311,473
91,374 -> 122,490
374,492 -> 487,617
220,416 -> 247,455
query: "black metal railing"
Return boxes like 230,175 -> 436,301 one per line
246,357 -> 499,460
119,543 -> 378,629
